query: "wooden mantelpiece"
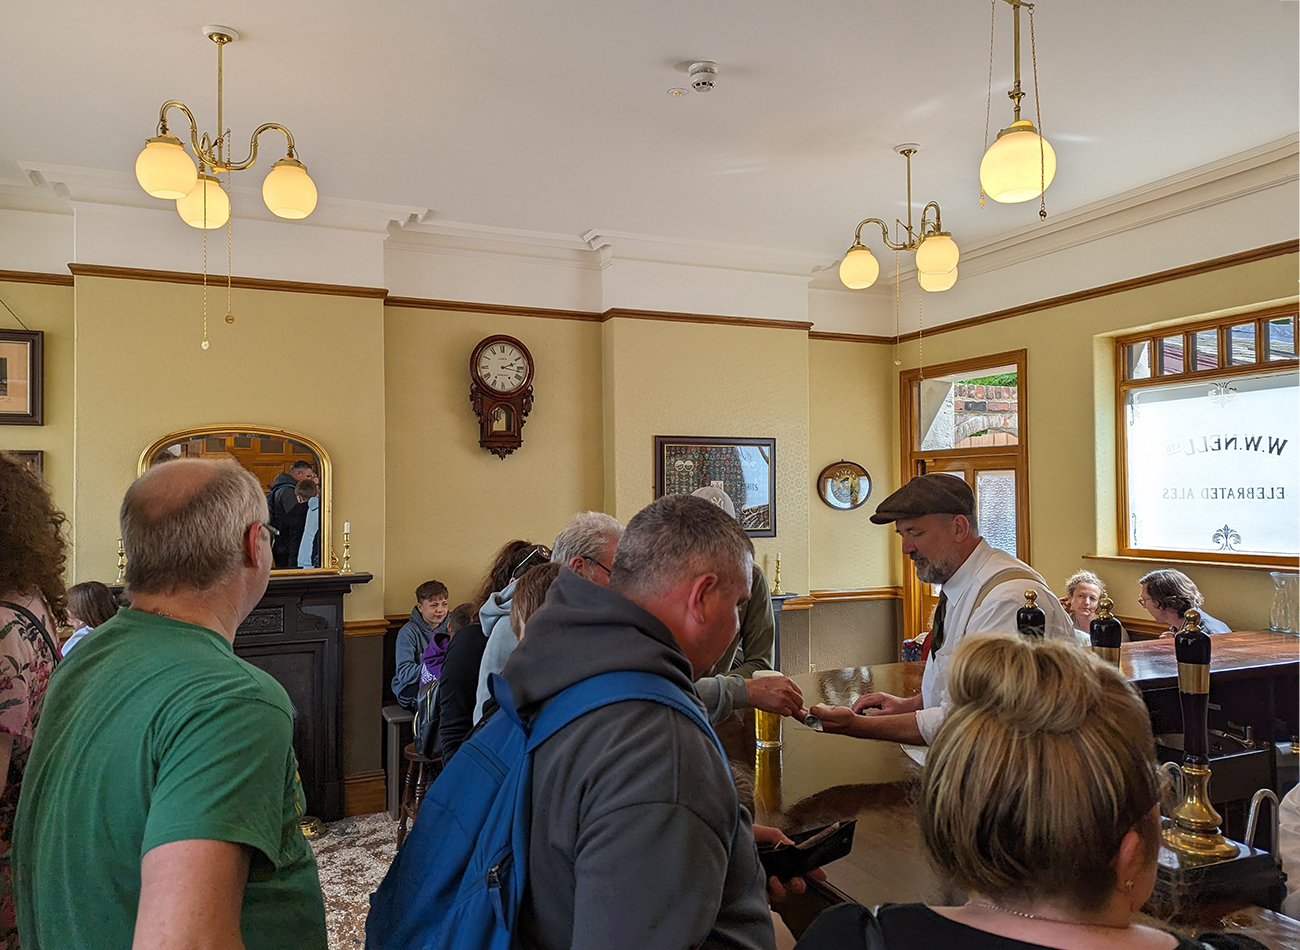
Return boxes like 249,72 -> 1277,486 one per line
115,571 -> 372,821
236,572 -> 373,821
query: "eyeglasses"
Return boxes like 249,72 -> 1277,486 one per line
255,522 -> 280,540
511,544 -> 553,579
585,557 -> 612,577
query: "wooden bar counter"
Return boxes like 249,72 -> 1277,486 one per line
716,633 -> 1300,947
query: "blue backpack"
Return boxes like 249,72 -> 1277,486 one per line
365,669 -> 726,950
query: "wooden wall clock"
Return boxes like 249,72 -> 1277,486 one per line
469,334 -> 534,459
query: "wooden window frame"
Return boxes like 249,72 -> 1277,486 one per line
1114,303 -> 1299,568
899,349 -> 1030,642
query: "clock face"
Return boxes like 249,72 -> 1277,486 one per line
476,341 -> 528,393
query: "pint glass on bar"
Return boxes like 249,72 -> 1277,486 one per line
753,670 -> 782,749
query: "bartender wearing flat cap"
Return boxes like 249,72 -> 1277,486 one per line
812,473 -> 1074,745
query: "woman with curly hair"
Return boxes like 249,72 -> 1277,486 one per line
0,453 -> 66,947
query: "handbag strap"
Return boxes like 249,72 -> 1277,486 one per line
0,599 -> 62,665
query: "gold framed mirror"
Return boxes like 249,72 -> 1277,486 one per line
139,425 -> 335,574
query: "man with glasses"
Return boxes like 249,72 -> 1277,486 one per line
14,458 -> 325,950
474,513 -> 623,723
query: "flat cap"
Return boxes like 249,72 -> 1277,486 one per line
870,473 -> 975,525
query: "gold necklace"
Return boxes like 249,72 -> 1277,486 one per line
971,902 -> 1128,930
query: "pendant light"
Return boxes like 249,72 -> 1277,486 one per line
979,0 -> 1055,215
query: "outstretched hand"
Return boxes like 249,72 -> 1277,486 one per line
850,691 -> 910,716
807,704 -> 858,736
745,675 -> 804,717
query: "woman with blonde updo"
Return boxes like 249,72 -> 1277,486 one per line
795,634 -> 1265,950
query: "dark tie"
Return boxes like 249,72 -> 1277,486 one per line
929,592 -> 949,656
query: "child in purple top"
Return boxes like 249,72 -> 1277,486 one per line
420,603 -> 476,686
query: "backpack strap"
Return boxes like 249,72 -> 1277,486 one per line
489,670 -> 724,760
970,568 -> 1044,613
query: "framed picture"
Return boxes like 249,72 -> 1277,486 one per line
4,450 -> 44,481
817,460 -> 872,511
0,329 -> 44,426
654,436 -> 776,537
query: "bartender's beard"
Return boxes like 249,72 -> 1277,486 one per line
910,551 -> 958,585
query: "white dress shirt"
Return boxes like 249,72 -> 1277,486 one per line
916,539 -> 1078,744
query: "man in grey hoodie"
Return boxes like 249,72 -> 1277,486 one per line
500,495 -> 777,950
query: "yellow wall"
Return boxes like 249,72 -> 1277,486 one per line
807,338 -> 899,590
602,317 -> 811,593
383,308 -> 604,612
892,253 -> 1299,630
72,276 -> 387,619
0,279 -> 75,520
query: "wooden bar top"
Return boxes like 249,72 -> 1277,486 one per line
1121,629 -> 1298,688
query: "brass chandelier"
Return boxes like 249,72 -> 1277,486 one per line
133,26 -> 318,227
838,145 -> 959,293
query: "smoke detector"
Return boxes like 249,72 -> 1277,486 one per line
688,61 -> 719,93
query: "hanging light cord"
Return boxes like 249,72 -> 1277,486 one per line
226,157 -> 234,325
981,0 -> 997,208
893,249 -> 902,366
201,168 -> 209,351
917,285 -> 925,380
1030,6 -> 1047,220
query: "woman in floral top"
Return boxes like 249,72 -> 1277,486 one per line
0,454 -> 67,948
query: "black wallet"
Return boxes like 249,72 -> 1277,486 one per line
756,819 -> 856,881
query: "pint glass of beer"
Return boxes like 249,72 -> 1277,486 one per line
753,670 -> 783,749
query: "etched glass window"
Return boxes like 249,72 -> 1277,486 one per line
976,469 -> 1018,557
1124,370 -> 1299,557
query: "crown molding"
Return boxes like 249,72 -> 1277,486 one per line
385,296 -> 601,322
15,162 -> 427,234
601,307 -> 812,331
583,227 -> 827,276
0,268 -> 73,287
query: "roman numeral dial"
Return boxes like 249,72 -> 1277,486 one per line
476,342 -> 528,393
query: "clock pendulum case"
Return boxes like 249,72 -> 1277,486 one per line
469,334 -> 535,459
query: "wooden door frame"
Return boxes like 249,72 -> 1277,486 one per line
898,349 -> 1030,643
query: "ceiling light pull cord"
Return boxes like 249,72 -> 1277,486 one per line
226,161 -> 234,324
893,249 -> 902,366
917,288 -> 925,381
201,168 -> 209,351
1030,7 -> 1047,220
981,0 -> 997,207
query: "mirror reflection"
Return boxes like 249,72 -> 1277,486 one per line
141,428 -> 332,572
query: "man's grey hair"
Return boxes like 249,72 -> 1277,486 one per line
610,495 -> 753,599
122,459 -> 267,595
552,511 -> 623,564
1139,568 -> 1204,616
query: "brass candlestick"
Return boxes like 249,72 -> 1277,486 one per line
115,539 -> 127,585
771,552 -> 784,596
340,529 -> 353,574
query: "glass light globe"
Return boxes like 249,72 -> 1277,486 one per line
915,233 -> 959,275
134,135 -> 198,199
262,158 -> 318,219
838,245 -> 880,290
175,174 -> 230,229
918,266 -> 958,293
980,120 -> 1057,204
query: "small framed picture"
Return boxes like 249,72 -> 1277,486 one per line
0,329 -> 44,426
654,436 -> 776,537
816,460 -> 872,511
3,450 -> 44,481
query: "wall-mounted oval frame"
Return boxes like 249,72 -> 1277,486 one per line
817,460 -> 872,511
138,425 -> 336,575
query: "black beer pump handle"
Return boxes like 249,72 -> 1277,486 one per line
1089,597 -> 1124,650
1174,609 -> 1211,763
1016,590 -> 1046,639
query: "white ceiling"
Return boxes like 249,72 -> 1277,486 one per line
3,0 -> 1297,265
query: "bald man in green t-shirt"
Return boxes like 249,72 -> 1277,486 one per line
13,459 -> 326,950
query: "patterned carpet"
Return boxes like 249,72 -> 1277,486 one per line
310,812 -> 399,949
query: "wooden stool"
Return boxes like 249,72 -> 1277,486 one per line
397,742 -> 441,846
